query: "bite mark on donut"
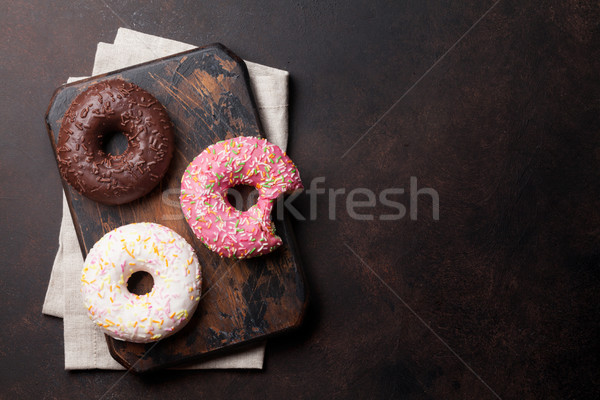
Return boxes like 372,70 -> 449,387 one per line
180,136 -> 303,259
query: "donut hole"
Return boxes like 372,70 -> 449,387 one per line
226,185 -> 259,211
101,130 -> 128,157
127,271 -> 154,295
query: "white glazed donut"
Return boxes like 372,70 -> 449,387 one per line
81,222 -> 202,343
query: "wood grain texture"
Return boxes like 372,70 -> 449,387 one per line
45,44 -> 307,372
3,0 -> 600,398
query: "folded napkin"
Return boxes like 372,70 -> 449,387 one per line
42,28 -> 289,370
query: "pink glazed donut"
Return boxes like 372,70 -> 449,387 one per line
180,136 -> 303,258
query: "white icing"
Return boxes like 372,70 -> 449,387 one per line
81,223 -> 202,343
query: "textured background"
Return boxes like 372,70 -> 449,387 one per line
1,0 -> 599,398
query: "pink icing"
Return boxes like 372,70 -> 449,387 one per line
180,136 -> 303,258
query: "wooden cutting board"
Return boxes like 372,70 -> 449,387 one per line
45,44 -> 307,373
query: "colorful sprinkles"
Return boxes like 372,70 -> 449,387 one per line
81,223 -> 202,343
180,136 -> 303,258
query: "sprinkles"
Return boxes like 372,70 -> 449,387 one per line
180,136 -> 303,258
81,223 -> 202,343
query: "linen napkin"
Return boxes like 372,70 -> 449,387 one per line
42,28 -> 289,370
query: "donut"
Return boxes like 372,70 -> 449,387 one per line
180,136 -> 303,258
81,223 -> 202,343
56,79 -> 174,205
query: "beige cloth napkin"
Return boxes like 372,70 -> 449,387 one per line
42,28 -> 289,370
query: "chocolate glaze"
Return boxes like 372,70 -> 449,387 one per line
57,79 -> 174,205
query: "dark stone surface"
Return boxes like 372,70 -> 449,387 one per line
1,0 -> 599,398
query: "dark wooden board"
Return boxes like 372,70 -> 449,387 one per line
45,44 -> 307,373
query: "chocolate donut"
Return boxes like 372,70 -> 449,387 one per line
57,79 -> 174,205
